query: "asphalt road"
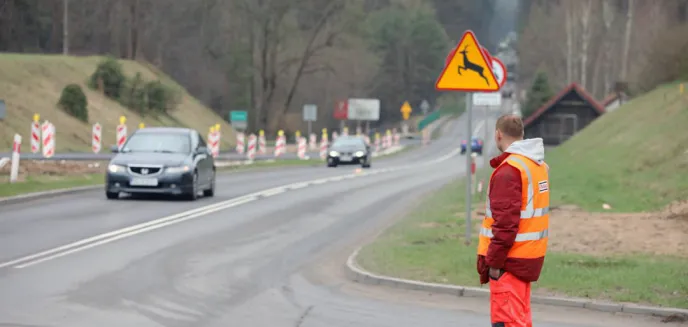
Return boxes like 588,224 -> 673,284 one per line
0,108 -> 680,327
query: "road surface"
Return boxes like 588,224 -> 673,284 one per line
0,110 -> 680,327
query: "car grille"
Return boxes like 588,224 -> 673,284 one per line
128,165 -> 163,176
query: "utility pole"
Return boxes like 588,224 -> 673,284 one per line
62,0 -> 69,55
465,93 -> 473,245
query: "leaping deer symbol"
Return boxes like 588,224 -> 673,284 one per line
457,45 -> 489,85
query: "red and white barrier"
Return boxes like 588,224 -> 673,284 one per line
297,137 -> 307,159
274,133 -> 286,157
319,134 -> 329,159
30,120 -> 40,153
92,123 -> 102,153
332,131 -> 338,142
309,133 -> 317,151
236,132 -> 245,155
10,134 -> 21,183
258,131 -> 267,155
393,129 -> 400,145
477,180 -> 484,193
374,134 -> 380,153
247,134 -> 257,160
206,128 -> 219,158
342,127 -> 349,136
116,123 -> 127,150
364,135 -> 371,145
41,121 -> 55,158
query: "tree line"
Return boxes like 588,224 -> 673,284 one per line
518,0 -> 688,117
0,0 -> 499,134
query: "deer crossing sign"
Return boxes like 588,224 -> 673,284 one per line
435,30 -> 500,92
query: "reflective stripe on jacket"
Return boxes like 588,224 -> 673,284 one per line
477,153 -> 549,260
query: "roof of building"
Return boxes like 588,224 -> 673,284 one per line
523,83 -> 605,127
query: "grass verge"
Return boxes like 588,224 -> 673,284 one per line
357,178 -> 688,309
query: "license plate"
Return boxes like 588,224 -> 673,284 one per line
130,177 -> 158,186
340,155 -> 352,161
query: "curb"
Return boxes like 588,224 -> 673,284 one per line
345,247 -> 688,318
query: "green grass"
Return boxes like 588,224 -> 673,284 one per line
546,83 -> 688,212
358,84 -> 688,308
0,54 -> 236,152
0,173 -> 104,197
357,179 -> 688,308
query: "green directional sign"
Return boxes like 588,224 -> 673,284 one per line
229,110 -> 248,130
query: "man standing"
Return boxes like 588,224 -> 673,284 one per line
477,115 -> 550,327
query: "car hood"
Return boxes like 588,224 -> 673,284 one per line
110,152 -> 189,167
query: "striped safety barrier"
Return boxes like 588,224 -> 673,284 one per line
41,121 -> 55,158
247,134 -> 257,160
236,132 -> 245,155
10,134 -> 21,183
309,133 -> 317,151
393,129 -> 400,145
116,125 -> 127,150
274,131 -> 286,157
30,116 -> 40,154
319,130 -> 328,159
374,133 -> 380,153
332,131 -> 338,142
92,123 -> 102,153
297,136 -> 307,159
258,130 -> 266,155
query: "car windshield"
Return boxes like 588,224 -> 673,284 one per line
332,137 -> 365,148
121,132 -> 191,153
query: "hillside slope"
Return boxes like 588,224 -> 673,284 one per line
547,83 -> 688,211
0,54 -> 235,152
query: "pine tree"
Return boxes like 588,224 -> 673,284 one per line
523,70 -> 554,118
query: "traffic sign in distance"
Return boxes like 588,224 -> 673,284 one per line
436,30 -> 499,92
420,100 -> 430,114
401,101 -> 412,120
491,57 -> 507,88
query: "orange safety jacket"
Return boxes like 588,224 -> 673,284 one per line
477,153 -> 549,262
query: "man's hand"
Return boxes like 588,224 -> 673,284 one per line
489,267 -> 503,280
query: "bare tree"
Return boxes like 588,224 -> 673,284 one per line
620,0 -> 634,82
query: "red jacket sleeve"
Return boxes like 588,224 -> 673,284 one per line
485,164 -> 522,269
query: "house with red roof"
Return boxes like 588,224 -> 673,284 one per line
523,83 -> 605,146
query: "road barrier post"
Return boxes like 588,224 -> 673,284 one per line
10,134 -> 21,183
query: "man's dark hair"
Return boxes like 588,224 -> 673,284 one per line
495,114 -> 524,139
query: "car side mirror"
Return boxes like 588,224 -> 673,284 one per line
196,146 -> 209,155
110,145 -> 119,153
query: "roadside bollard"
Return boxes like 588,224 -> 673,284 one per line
10,134 -> 21,183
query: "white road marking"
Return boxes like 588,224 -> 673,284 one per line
1,147 -> 461,269
473,120 -> 485,136
261,188 -> 286,197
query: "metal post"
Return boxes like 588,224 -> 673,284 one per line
465,93 -> 473,245
308,121 -> 312,136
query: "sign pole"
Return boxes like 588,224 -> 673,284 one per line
465,93 -> 473,245
308,121 -> 312,136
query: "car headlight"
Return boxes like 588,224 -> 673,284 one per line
355,151 -> 365,157
108,164 -> 125,173
166,165 -> 191,173
329,151 -> 339,157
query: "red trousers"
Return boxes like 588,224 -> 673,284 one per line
489,271 -> 532,327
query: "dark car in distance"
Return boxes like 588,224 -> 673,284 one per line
105,127 -> 215,201
326,136 -> 372,168
461,137 -> 483,155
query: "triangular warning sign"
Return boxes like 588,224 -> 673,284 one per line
436,30 -> 499,92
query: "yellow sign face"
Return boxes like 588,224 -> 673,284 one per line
402,112 -> 410,120
435,30 -> 499,92
400,101 -> 412,114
